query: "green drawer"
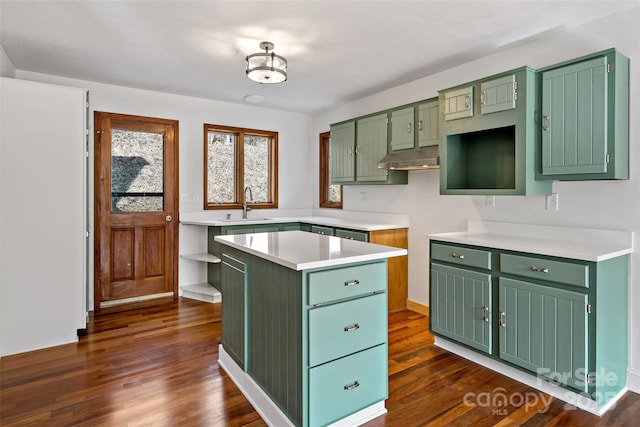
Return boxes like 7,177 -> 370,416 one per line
308,262 -> 387,305
500,253 -> 589,288
309,293 -> 386,367
335,229 -> 369,242
311,225 -> 334,236
431,242 -> 492,270
309,344 -> 387,427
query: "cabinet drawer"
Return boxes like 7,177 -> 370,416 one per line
309,344 -> 387,427
335,229 -> 369,242
309,293 -> 386,367
308,262 -> 386,305
500,253 -> 589,288
431,242 -> 492,270
311,225 -> 334,236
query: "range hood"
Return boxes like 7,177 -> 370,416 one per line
378,146 -> 439,170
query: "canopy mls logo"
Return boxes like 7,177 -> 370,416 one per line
462,387 -> 553,415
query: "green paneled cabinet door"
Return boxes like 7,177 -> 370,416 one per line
499,278 -> 588,392
221,253 -> 247,370
390,107 -> 414,151
430,263 -> 492,354
417,99 -> 439,147
356,113 -> 389,182
540,49 -> 629,180
329,121 -> 356,183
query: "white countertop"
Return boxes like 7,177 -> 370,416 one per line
428,220 -> 633,262
215,230 -> 407,270
181,215 -> 407,232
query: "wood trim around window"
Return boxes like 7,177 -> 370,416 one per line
319,131 -> 342,209
203,123 -> 278,210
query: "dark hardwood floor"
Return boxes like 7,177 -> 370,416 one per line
1,298 -> 638,426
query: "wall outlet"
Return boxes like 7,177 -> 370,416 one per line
359,192 -> 367,200
192,193 -> 201,203
546,193 -> 559,211
180,193 -> 192,203
485,195 -> 495,208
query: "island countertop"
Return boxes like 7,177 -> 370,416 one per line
215,230 -> 407,270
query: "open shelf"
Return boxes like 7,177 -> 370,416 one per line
181,253 -> 221,263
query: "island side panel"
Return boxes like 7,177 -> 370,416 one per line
247,253 -> 304,426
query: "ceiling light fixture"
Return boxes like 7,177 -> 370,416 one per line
246,41 -> 287,84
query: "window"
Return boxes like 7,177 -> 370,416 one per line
205,124 -> 278,209
319,131 -> 342,208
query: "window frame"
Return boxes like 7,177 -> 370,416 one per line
204,123 -> 278,210
319,131 -> 342,209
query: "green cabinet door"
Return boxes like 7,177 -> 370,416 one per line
540,49 -> 629,180
356,113 -> 389,182
499,277 -> 588,392
417,99 -> 439,147
221,253 -> 247,370
481,74 -> 516,114
330,121 -> 356,183
430,263 -> 492,354
542,56 -> 608,176
390,107 -> 414,151
443,85 -> 473,121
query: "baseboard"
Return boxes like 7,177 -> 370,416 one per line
406,299 -> 429,316
627,368 -> 640,393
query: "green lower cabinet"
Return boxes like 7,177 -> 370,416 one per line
309,344 -> 387,427
430,263 -> 492,354
220,252 -> 247,370
499,278 -> 588,393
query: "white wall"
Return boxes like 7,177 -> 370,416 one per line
14,70 -> 314,309
0,43 -> 16,77
312,8 -> 640,390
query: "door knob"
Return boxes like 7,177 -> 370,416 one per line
166,215 -> 173,222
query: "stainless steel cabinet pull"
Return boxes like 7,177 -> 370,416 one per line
355,145 -> 360,155
317,231 -> 325,235
499,311 -> 506,327
349,147 -> 353,156
482,306 -> 489,322
344,323 -> 360,332
481,90 -> 486,106
344,380 -> 360,391
465,95 -> 470,109
543,115 -> 549,131
346,236 -> 354,240
344,280 -> 360,287
418,120 -> 423,132
451,253 -> 465,260
530,266 -> 549,273
407,122 -> 412,133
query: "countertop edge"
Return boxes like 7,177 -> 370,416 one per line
181,216 -> 408,231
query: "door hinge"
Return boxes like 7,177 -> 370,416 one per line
513,81 -> 518,100
86,128 -> 90,136
607,63 -> 611,73
386,117 -> 389,124
606,154 -> 610,163
587,304 -> 592,314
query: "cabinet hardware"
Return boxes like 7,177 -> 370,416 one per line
607,63 -> 611,73
348,147 -> 353,156
465,95 -> 470,109
317,231 -> 325,235
543,115 -> 550,131
355,145 -> 360,155
346,236 -> 354,240
343,323 -> 360,332
587,304 -> 592,314
481,90 -> 486,106
529,266 -> 549,273
606,154 -> 610,163
482,306 -> 489,322
499,311 -> 506,327
165,215 -> 173,222
451,253 -> 465,260
407,122 -> 412,133
344,380 -> 360,391
418,120 -> 423,132
514,81 -> 518,100
344,279 -> 360,287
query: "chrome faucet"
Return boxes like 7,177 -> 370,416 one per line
242,186 -> 253,219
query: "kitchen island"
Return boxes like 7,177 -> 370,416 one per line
215,230 -> 407,427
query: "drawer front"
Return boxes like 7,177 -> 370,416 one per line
309,293 -> 386,367
311,225 -> 334,236
500,253 -> 589,288
308,262 -> 386,305
309,344 -> 387,427
335,229 -> 369,242
431,242 -> 492,270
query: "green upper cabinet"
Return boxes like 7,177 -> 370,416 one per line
417,99 -> 439,147
356,113 -> 389,182
329,120 -> 356,183
390,107 -> 414,151
539,49 -> 629,180
443,85 -> 474,121
439,67 -> 552,196
330,114 -> 408,185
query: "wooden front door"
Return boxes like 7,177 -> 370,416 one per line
94,112 -> 179,309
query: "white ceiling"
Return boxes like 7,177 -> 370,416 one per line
1,1 -> 637,114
